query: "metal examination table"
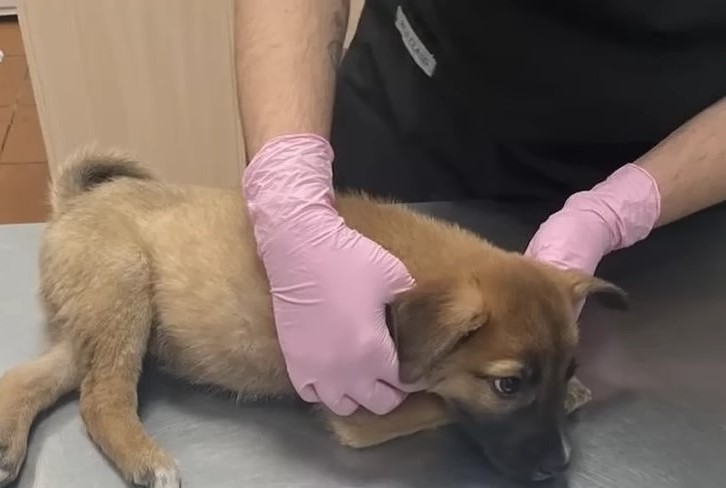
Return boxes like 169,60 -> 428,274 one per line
1,201 -> 725,488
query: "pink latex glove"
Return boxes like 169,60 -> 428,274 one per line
243,134 -> 418,416
525,163 -> 661,282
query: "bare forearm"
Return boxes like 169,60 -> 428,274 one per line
234,0 -> 350,159
636,96 -> 726,226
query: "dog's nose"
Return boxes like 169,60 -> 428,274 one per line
536,457 -> 569,478
536,434 -> 572,478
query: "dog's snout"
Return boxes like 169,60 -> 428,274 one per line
535,432 -> 571,479
451,398 -> 576,482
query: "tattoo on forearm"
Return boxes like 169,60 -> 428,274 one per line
327,39 -> 343,69
327,1 -> 347,69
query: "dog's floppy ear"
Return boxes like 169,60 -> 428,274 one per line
562,269 -> 629,311
388,279 -> 488,383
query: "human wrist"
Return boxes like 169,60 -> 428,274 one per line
243,133 -> 335,201
564,163 -> 661,255
526,163 -> 661,275
242,134 -> 339,247
242,133 -> 334,218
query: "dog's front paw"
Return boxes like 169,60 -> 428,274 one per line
131,458 -> 181,488
565,376 -> 593,415
0,440 -> 26,487
329,421 -> 375,449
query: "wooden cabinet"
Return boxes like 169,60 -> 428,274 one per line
18,0 -> 363,189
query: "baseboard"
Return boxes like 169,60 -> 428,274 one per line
0,0 -> 16,17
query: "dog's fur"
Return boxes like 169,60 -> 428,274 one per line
0,147 -> 627,487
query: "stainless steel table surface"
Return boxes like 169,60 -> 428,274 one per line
1,201 -> 725,488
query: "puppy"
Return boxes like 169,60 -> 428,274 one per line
0,147 -> 626,487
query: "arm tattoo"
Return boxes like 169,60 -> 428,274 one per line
327,1 -> 348,69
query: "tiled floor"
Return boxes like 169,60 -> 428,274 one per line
0,16 -> 50,224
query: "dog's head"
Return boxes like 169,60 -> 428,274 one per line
389,256 -> 627,482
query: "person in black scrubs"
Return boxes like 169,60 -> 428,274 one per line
234,1 -> 726,417
331,1 -> 726,207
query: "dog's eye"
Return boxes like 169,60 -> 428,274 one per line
492,376 -> 522,396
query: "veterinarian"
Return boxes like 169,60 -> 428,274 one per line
234,1 -> 726,417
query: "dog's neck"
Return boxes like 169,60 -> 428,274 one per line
335,195 -> 504,283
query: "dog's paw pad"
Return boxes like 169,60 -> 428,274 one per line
133,465 -> 181,488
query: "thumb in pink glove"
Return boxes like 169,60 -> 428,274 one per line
243,134 -> 421,416
525,164 -> 661,308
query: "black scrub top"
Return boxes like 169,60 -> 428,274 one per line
330,0 -> 726,207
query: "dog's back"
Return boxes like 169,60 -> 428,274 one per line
42,148 -> 293,395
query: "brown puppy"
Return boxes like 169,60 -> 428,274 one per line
0,147 -> 626,487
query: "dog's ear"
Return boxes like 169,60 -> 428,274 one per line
388,278 -> 489,383
562,269 -> 629,311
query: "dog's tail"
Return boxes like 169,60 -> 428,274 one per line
50,144 -> 154,214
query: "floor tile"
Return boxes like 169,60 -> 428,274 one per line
17,76 -> 35,105
0,105 -> 12,147
0,163 -> 50,224
0,55 -> 26,106
0,19 -> 24,57
1,104 -> 46,163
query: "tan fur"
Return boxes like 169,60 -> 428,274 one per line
0,147 -> 624,487
484,360 -> 526,377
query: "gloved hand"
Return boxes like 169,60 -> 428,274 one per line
525,163 -> 661,291
243,134 -> 418,416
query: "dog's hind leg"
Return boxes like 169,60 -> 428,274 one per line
77,281 -> 180,488
0,341 -> 81,486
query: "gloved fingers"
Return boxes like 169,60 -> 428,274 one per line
317,387 -> 359,416
297,384 -> 321,404
373,250 -> 415,300
377,359 -> 428,393
351,380 -> 406,415
365,323 -> 429,393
